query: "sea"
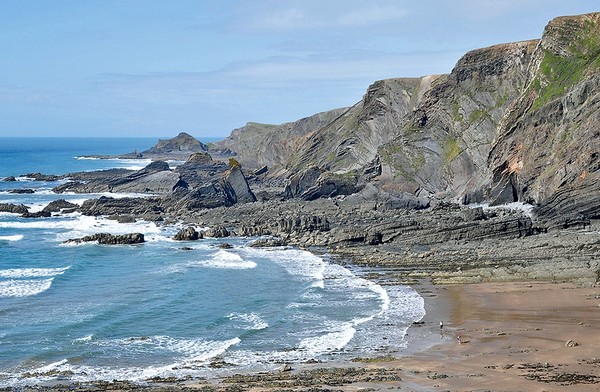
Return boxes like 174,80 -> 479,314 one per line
0,137 -> 425,387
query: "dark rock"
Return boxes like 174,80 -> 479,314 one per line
8,188 -> 35,194
21,210 -> 52,218
283,167 -> 322,199
64,232 -> 145,245
219,242 -> 233,249
221,166 -> 256,204
22,172 -> 62,181
254,165 -> 268,176
0,203 -> 29,214
142,132 -> 208,157
300,171 -> 363,201
206,226 -> 230,238
80,196 -> 163,216
140,160 -> 171,173
106,215 -> 137,223
185,152 -> 213,164
173,226 -> 202,241
2,176 -> 16,182
42,199 -> 79,213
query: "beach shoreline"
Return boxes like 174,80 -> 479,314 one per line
171,279 -> 600,391
5,279 -> 597,391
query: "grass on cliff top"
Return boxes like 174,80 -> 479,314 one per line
532,20 -> 600,110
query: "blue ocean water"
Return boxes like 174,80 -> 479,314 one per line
0,138 -> 425,386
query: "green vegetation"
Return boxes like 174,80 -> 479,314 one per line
468,108 -> 486,124
343,113 -> 359,129
531,19 -> 600,110
496,91 -> 510,108
228,157 -> 241,168
442,137 -> 462,163
531,50 -> 589,110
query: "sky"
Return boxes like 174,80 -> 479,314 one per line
0,1 -> 598,138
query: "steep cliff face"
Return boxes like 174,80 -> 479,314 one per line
488,13 -> 600,226
378,40 -> 538,199
286,77 -> 429,174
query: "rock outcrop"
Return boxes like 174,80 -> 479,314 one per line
142,132 -> 208,158
64,233 -> 145,245
0,203 -> 29,214
42,199 -> 78,213
173,226 -> 202,241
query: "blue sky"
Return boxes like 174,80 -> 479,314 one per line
0,1 -> 598,138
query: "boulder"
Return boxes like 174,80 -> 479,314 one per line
222,166 -> 256,204
185,152 -> 213,164
205,226 -> 230,238
173,226 -> 202,241
2,176 -> 16,182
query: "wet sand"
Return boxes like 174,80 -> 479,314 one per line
378,281 -> 600,391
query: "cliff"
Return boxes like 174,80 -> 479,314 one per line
213,12 -> 600,228
488,13 -> 600,227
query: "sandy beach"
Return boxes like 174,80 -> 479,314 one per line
393,281 -> 600,391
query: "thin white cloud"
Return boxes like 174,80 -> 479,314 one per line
337,5 -> 408,26
261,8 -> 305,29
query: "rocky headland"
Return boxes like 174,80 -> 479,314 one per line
5,13 -> 600,286
2,12 -> 600,392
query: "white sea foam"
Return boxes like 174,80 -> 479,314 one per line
227,312 -> 269,330
73,335 -> 94,343
4,336 -> 243,386
0,234 -> 23,241
0,266 -> 70,278
202,250 -> 257,270
0,213 -> 159,239
469,201 -> 534,216
244,247 -> 325,287
298,322 -> 356,356
0,278 -> 53,298
162,249 -> 257,274
73,157 -> 152,171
